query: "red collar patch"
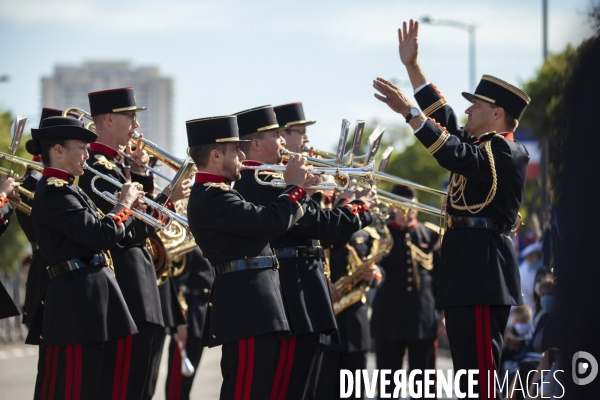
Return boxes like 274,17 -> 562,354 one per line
194,172 -> 229,184
42,168 -> 75,185
391,219 -> 418,232
90,142 -> 121,161
32,155 -> 41,162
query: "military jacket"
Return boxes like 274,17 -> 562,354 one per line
234,166 -> 372,336
414,83 -> 528,307
326,229 -> 378,353
78,142 -> 164,326
173,246 -> 214,339
158,274 -> 187,332
0,199 -> 20,320
188,172 -> 311,347
15,167 -> 51,324
371,222 -> 440,341
28,168 -> 137,346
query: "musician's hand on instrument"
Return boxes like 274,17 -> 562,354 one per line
329,282 -> 341,302
118,181 -> 143,209
303,173 -> 323,197
167,178 -> 192,202
373,77 -> 414,116
132,197 -> 147,212
399,19 -> 419,67
356,187 -> 378,209
125,139 -> 149,174
0,176 -> 17,198
362,264 -> 381,282
284,154 -> 310,188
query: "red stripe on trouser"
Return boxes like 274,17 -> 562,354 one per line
120,335 -> 133,400
65,346 -> 73,400
74,345 -> 82,400
41,346 -> 54,400
48,346 -> 59,400
168,344 -> 182,400
244,337 -> 255,400
235,338 -> 247,400
270,339 -> 289,400
483,306 -> 495,400
112,338 -> 124,400
277,337 -> 296,400
475,306 -> 488,400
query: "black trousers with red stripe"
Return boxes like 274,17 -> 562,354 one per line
270,332 -> 321,400
220,333 -> 280,400
165,335 -> 205,400
33,341 -> 118,400
445,305 -> 511,400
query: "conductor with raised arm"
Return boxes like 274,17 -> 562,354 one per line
373,20 -> 530,397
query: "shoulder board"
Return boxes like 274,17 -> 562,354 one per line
203,182 -> 231,191
93,154 -> 117,171
423,221 -> 444,234
46,177 -> 69,188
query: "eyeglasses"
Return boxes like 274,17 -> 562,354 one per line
287,129 -> 307,135
118,112 -> 137,122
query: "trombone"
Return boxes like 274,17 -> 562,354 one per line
84,163 -> 189,230
241,162 -> 375,191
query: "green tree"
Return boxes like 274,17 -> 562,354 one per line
0,109 -> 32,273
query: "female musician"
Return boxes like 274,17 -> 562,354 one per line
26,116 -> 143,399
0,176 -> 21,320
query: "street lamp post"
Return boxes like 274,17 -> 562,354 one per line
421,16 -> 477,92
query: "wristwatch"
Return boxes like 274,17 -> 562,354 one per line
405,107 -> 420,123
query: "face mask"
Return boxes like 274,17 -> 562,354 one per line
514,323 -> 530,336
533,260 -> 543,270
540,295 -> 557,313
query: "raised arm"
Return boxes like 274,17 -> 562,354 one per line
399,19 -> 428,90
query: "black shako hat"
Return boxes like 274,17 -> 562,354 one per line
30,116 -> 97,143
274,102 -> 316,129
392,185 -> 416,199
462,75 -> 531,120
39,108 -> 63,128
235,105 -> 280,137
186,115 -> 250,147
88,87 -> 147,116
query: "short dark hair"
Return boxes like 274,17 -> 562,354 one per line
238,131 -> 266,154
26,139 -> 68,166
489,103 -> 518,131
189,143 -> 229,168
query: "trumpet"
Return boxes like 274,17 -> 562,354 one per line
84,163 -> 189,230
241,162 -> 375,191
130,131 -> 185,171
62,107 -> 96,131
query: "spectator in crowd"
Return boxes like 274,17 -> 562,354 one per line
519,242 -> 543,310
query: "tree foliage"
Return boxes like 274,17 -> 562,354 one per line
0,110 -> 33,273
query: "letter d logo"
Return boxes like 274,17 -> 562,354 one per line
572,351 -> 598,385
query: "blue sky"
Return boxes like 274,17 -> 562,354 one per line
0,0 -> 596,155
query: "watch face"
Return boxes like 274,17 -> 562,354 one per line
410,108 -> 420,117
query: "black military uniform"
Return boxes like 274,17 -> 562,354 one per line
186,115 -> 311,400
20,108 -> 64,326
77,88 -> 167,400
314,222 -> 382,400
25,116 -> 138,399
412,75 -> 530,395
233,105 -> 372,399
0,192 -> 20,320
165,246 -> 214,400
370,186 -> 441,394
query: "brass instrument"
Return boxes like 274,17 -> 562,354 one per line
241,162 -> 375,191
130,131 -> 185,171
154,221 -> 196,285
62,107 -> 95,131
332,225 -> 394,315
84,163 -> 189,230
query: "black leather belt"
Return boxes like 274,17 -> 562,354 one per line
446,215 -> 513,235
274,246 -> 324,259
212,256 -> 279,277
47,253 -> 108,279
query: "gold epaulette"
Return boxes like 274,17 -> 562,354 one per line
203,182 -> 231,191
47,177 -> 68,187
93,154 -> 117,171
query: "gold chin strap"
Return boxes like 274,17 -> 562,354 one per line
447,138 -> 498,214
